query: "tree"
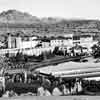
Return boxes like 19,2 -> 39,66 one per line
91,44 -> 100,58
0,55 -> 10,74
53,46 -> 59,55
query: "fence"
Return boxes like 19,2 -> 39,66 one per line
0,47 -> 55,56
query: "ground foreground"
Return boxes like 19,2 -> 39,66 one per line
1,96 -> 100,100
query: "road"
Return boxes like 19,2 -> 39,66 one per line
29,55 -> 88,71
1,96 -> 100,100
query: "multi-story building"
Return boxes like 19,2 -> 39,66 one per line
80,35 -> 97,48
41,38 -> 50,48
50,34 -> 96,48
5,33 -> 55,56
50,34 -> 73,47
7,33 -> 40,49
1,32 -> 97,56
73,34 -> 97,47
50,34 -> 97,55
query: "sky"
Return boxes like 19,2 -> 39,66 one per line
0,0 -> 100,19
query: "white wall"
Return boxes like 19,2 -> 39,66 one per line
22,47 -> 55,56
20,40 -> 40,49
42,42 -> 50,47
50,39 -> 73,47
63,39 -> 73,47
16,37 -> 22,49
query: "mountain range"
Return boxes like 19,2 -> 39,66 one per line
0,9 -> 99,24
0,9 -> 99,39
0,9 -> 65,24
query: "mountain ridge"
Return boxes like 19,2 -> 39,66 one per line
0,9 -> 99,24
